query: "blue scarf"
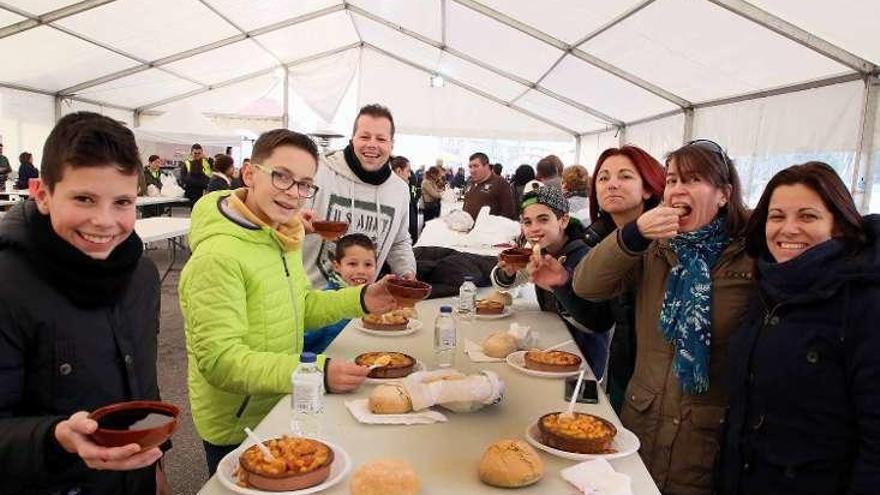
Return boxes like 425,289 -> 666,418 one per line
659,217 -> 729,394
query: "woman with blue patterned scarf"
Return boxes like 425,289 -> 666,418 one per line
572,140 -> 754,495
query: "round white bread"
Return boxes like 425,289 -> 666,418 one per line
368,383 -> 413,414
478,439 -> 544,488
482,332 -> 518,358
350,459 -> 420,495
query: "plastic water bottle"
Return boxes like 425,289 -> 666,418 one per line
434,305 -> 457,368
290,352 -> 324,438
458,276 -> 477,321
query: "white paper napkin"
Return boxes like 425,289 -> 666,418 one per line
560,458 -> 632,495
464,339 -> 506,362
344,399 -> 447,425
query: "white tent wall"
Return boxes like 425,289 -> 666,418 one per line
869,79 -> 880,213
0,86 -> 54,170
578,129 -> 621,169
693,80 -> 864,207
624,113 -> 686,164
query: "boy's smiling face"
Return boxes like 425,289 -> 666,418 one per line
34,165 -> 139,260
333,244 -> 377,286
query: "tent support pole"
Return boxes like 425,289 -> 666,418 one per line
54,96 -> 63,123
617,125 -> 627,147
133,109 -> 141,128
853,76 -> 878,212
282,66 -> 290,129
574,135 -> 582,164
683,108 -> 695,143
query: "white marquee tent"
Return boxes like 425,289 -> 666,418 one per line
0,0 -> 878,210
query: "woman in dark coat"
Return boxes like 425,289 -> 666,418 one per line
719,162 -> 880,495
14,151 -> 39,190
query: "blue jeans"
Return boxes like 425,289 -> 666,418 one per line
203,440 -> 238,476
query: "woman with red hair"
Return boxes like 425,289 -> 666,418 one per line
586,146 -> 665,411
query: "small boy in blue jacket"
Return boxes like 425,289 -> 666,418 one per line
304,233 -> 378,353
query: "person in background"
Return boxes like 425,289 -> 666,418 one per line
421,165 -> 445,224
301,104 -> 416,288
452,167 -> 466,189
511,164 -> 536,215
0,112 -> 165,494
462,152 -> 515,220
536,155 -> 563,190
206,154 -> 234,192
573,139 -> 753,495
179,129 -> 397,475
231,158 -> 249,189
583,146 -> 665,412
180,143 -> 210,206
492,163 -> 503,176
391,156 -> 419,243
304,234 -> 378,354
718,162 -> 880,495
143,155 -> 163,192
561,164 -> 590,216
0,143 -> 11,191
14,151 -> 38,190
493,186 -> 615,378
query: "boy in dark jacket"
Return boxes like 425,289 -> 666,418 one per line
0,112 -> 165,494
492,186 -> 614,378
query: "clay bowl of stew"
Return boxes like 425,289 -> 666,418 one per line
499,247 -> 533,270
312,220 -> 349,241
89,400 -> 179,449
386,278 -> 432,307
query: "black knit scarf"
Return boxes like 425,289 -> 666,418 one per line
25,202 -> 143,308
343,142 -> 391,185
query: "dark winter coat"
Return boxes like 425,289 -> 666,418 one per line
583,216 -> 637,412
719,215 -> 880,495
414,246 -> 498,298
14,160 -> 39,190
0,201 -> 162,495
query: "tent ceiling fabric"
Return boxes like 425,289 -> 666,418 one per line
0,0 -> 876,140
55,0 -> 240,61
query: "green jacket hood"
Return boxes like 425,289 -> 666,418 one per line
188,190 -> 276,252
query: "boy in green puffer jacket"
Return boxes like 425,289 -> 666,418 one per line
179,129 -> 397,475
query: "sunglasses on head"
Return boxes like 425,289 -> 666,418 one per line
687,139 -> 733,182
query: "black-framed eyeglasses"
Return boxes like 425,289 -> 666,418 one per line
687,139 -> 733,181
252,163 -> 320,198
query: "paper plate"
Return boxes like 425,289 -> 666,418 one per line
505,350 -> 586,379
474,306 -> 513,320
524,418 -> 640,461
355,319 -> 422,336
216,438 -> 352,495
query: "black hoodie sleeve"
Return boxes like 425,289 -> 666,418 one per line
551,243 -> 615,333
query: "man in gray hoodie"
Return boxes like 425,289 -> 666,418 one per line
302,104 -> 417,288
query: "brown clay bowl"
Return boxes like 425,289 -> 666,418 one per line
537,412 -> 617,454
312,220 -> 348,241
89,400 -> 179,449
499,248 -> 532,269
386,279 -> 432,307
355,352 -> 417,378
239,439 -> 334,491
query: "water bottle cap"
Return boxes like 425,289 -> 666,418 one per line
440,305 -> 453,313
463,276 -> 474,281
300,352 -> 317,363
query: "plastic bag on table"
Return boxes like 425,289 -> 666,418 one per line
443,209 -> 475,232
402,369 -> 505,413
160,174 -> 185,198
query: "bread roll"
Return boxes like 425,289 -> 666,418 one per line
482,332 -> 518,358
351,459 -> 420,495
485,291 -> 512,306
368,384 -> 413,414
478,439 -> 543,488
